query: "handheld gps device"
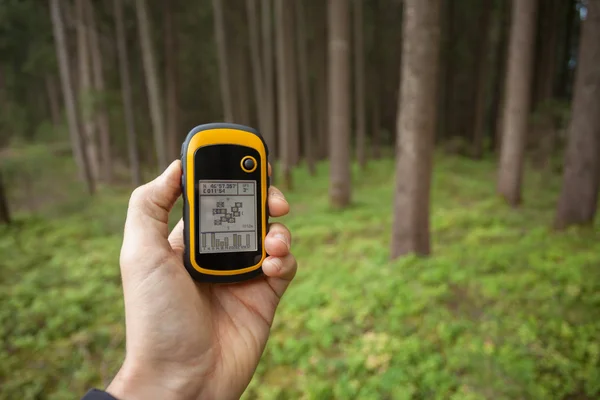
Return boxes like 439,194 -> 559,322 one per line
180,123 -> 269,283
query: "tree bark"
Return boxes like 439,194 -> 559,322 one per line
50,0 -> 95,194
261,0 -> 276,161
247,0 -> 265,133
390,0 -> 441,259
554,1 -> 600,229
114,0 -> 142,186
370,0 -> 382,159
312,1 -> 328,161
489,0 -> 510,153
354,0 -> 367,168
86,0 -> 112,182
328,0 -> 352,207
165,0 -> 180,161
45,75 -> 61,126
286,5 -> 299,167
471,0 -> 494,158
136,0 -> 168,171
497,0 -> 538,206
0,171 -> 10,225
212,0 -> 234,122
296,0 -> 315,175
77,0 -> 100,182
275,0 -> 292,188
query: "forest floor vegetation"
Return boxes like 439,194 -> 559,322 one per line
1,153 -> 599,399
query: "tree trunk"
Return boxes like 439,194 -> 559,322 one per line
165,0 -> 180,161
77,0 -> 100,182
370,0 -> 382,159
489,0 -> 510,153
45,75 -> 61,126
354,0 -> 367,168
390,0 -> 441,259
287,5 -> 300,167
328,0 -> 352,208
296,0 -> 315,175
554,1 -> 600,229
312,1 -> 328,161
86,0 -> 112,183
261,0 -> 276,161
0,171 -> 10,225
229,44 -> 252,125
136,0 -> 168,171
441,0 -> 455,140
212,0 -> 234,123
497,0 -> 538,206
275,0 -> 292,188
247,0 -> 265,133
114,0 -> 142,186
471,0 -> 494,158
50,0 -> 95,195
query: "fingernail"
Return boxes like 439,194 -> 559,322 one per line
274,232 -> 289,248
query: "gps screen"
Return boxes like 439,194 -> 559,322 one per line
198,180 -> 257,253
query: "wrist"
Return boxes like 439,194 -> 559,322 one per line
106,359 -> 203,400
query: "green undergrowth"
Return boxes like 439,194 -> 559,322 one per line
1,153 -> 600,399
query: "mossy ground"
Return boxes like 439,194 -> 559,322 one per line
1,153 -> 599,399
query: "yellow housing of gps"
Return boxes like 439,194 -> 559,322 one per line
180,123 -> 269,283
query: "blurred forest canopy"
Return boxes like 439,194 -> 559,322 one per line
1,0 -> 600,398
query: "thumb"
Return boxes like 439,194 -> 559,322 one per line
121,160 -> 182,259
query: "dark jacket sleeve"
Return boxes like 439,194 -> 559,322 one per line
81,389 -> 119,400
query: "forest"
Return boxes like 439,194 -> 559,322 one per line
1,0 -> 600,398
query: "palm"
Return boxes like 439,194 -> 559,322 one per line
158,250 -> 282,399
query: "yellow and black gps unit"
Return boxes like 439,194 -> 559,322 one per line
180,123 -> 270,283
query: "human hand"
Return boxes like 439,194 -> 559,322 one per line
106,160 -> 296,400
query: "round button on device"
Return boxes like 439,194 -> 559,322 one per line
241,156 -> 257,173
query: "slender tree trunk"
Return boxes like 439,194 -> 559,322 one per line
261,0 -> 276,161
490,0 -> 510,153
231,43 -> 252,125
50,0 -> 95,194
212,0 -> 234,122
45,75 -> 61,126
247,0 -> 265,133
275,0 -> 292,188
114,0 -> 141,186
136,0 -> 168,171
554,1 -> 600,229
86,0 -> 112,182
442,0 -> 455,140
328,0 -> 352,208
370,0 -> 382,159
165,0 -> 180,161
77,0 -> 100,182
390,0 -> 441,259
354,0 -> 367,168
471,0 -> 494,158
287,5 -> 300,167
313,1 -> 328,161
0,171 -> 10,225
497,0 -> 538,206
296,0 -> 315,175
371,94 -> 381,159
